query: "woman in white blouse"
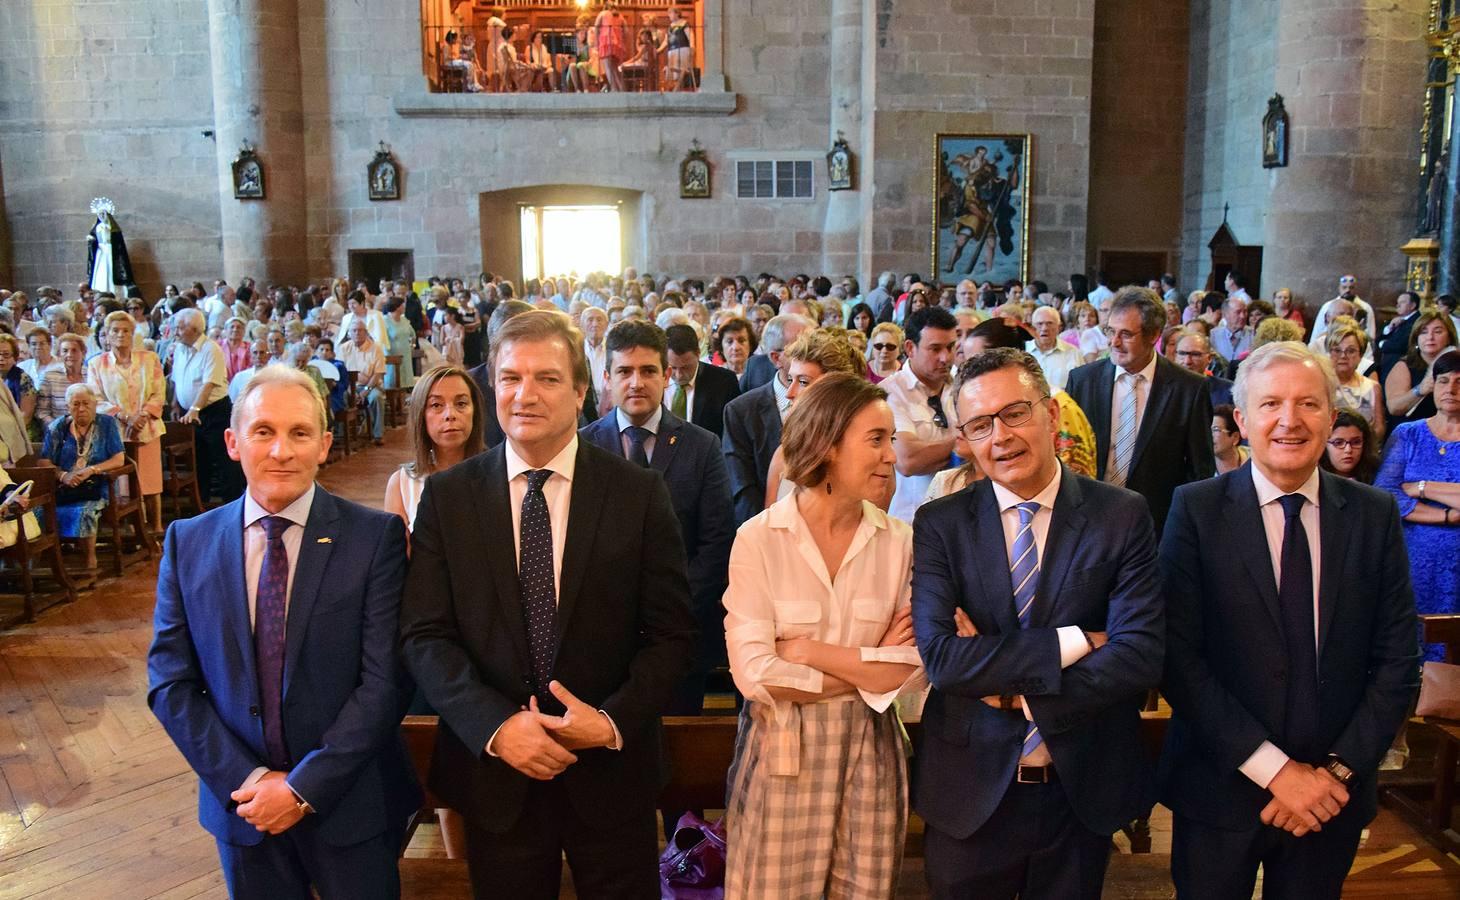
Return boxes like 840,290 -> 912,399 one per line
722,372 -> 925,899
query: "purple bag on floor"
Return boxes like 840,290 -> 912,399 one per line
658,812 -> 726,899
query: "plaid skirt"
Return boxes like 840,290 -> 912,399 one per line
724,699 -> 907,899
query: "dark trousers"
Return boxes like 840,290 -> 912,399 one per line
195,398 -> 243,503
1170,810 -> 1363,900
464,779 -> 658,900
215,818 -> 406,900
924,780 -> 1111,900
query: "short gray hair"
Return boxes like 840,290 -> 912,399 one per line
1175,329 -> 1210,352
230,365 -> 329,434
877,271 -> 896,289
64,382 -> 99,405
761,313 -> 816,353
1232,340 -> 1339,412
174,308 -> 206,331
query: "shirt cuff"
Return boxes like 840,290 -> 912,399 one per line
1239,740 -> 1290,790
483,720 -> 509,758
598,710 -> 623,750
859,645 -> 923,666
1020,696 -> 1033,721
284,780 -> 314,814
1056,626 -> 1093,669
240,766 -> 269,791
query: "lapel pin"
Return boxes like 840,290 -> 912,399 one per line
669,435 -> 678,446
316,537 -> 333,544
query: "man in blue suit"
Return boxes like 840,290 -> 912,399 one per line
1159,341 -> 1418,899
911,348 -> 1164,899
581,320 -> 735,713
149,367 -> 420,899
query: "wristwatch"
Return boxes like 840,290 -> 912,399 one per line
1324,754 -> 1355,786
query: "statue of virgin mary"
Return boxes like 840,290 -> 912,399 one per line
86,198 -> 136,295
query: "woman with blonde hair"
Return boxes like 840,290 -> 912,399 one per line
1326,322 -> 1384,437
867,321 -> 903,383
87,310 -> 167,533
723,372 -> 923,899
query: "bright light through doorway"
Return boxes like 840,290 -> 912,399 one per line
520,205 -> 622,283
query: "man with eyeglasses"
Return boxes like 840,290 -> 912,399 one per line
1066,287 -> 1215,534
910,346 -> 1164,899
1174,330 -> 1234,408
884,306 -> 960,522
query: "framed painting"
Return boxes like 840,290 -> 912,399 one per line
932,133 -> 1031,283
232,144 -> 264,200
680,140 -> 711,199
368,142 -> 400,201
1262,93 -> 1288,169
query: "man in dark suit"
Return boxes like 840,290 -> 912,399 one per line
1159,340 -> 1418,900
738,312 -> 813,392
1065,287 -> 1215,534
468,300 -> 598,449
664,323 -> 739,440
1174,329 -> 1234,408
149,367 -> 420,899
912,348 -> 1164,898
400,310 -> 695,899
581,320 -> 735,713
1377,289 -> 1419,381
722,313 -> 815,524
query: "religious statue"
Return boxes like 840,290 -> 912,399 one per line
85,198 -> 135,296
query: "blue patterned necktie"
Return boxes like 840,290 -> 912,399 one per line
1109,371 -> 1144,487
254,515 -> 292,770
1277,493 -> 1320,759
625,426 -> 651,468
520,469 -> 558,711
1010,501 -> 1044,756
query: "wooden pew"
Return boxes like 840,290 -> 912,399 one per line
1382,614 -> 1460,855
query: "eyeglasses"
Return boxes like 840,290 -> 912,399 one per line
871,343 -> 898,352
1327,438 -> 1364,451
1101,327 -> 1143,342
957,397 -> 1050,441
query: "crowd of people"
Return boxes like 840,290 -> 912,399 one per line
0,258 -> 1447,898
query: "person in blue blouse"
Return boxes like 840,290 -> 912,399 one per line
41,383 -> 126,572
1376,349 -> 1460,661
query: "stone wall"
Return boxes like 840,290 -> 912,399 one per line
1086,0 -> 1189,279
0,0 -> 221,293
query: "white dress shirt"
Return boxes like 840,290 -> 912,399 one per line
170,335 -> 228,411
1239,464 -> 1323,789
723,494 -> 925,731
584,339 -> 608,399
615,406 -> 661,462
1025,339 -> 1082,392
338,339 -> 385,386
989,468 -> 1096,765
883,361 -> 958,523
1105,353 -> 1158,480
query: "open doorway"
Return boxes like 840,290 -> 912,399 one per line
348,249 -> 414,291
519,205 -> 623,285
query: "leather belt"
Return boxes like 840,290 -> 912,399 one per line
1015,764 -> 1057,784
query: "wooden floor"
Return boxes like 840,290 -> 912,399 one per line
1,425 -> 1458,898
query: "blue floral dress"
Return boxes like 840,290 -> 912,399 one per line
40,413 -> 124,538
1375,419 -> 1460,661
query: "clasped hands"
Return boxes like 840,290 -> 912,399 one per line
1259,759 -> 1349,837
492,680 -> 616,781
951,608 -> 1107,713
230,771 -> 306,834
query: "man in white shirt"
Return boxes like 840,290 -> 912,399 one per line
337,291 -> 390,349
171,307 -> 242,503
399,309 -> 693,899
1224,271 -> 1253,304
1087,271 -> 1114,312
884,306 -> 959,522
337,320 -> 386,446
1310,274 -> 1376,346
1025,305 -> 1082,391
228,339 -> 272,403
581,307 -> 609,412
1159,341 -> 1418,899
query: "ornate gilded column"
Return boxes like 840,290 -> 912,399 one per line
206,0 -> 308,284
1424,3 -> 1456,296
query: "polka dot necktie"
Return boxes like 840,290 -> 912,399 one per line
254,515 -> 292,770
519,470 -> 558,710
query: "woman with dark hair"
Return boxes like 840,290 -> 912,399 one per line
1321,408 -> 1380,484
1210,403 -> 1248,475
723,372 -> 923,898
846,301 -> 875,340
712,315 -> 757,378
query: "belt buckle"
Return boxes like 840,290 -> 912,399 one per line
1016,765 -> 1048,784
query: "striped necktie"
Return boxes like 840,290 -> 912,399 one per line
1010,501 -> 1045,756
1108,371 -> 1144,487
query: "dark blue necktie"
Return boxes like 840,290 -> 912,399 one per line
520,470 -> 558,710
1277,493 -> 1320,760
625,425 -> 651,468
254,515 -> 292,770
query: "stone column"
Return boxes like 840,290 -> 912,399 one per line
206,0 -> 308,284
0,153 -> 11,287
820,0 -> 863,278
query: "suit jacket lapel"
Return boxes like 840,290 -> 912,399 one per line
758,384 -> 782,449
283,487 -> 338,695
555,442 -> 606,645
1032,468 -> 1088,628
1090,364 -> 1115,476
1316,471 -> 1350,660
970,483 -> 1020,634
218,499 -> 256,695
652,409 -> 683,475
477,448 -> 533,673
1129,358 -> 1175,476
1225,468 -> 1284,634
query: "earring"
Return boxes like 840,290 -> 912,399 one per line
825,480 -> 832,495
